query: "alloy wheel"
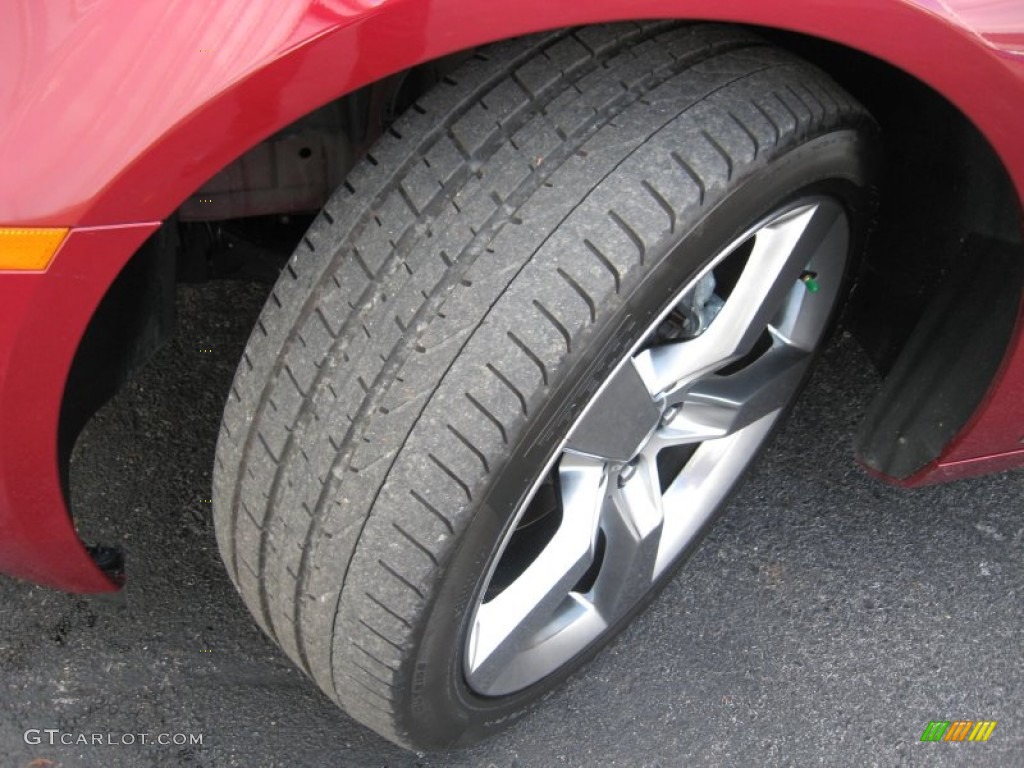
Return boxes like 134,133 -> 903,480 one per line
466,197 -> 850,696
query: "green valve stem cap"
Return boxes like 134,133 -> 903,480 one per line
800,271 -> 819,293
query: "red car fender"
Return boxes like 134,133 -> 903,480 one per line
0,0 -> 1022,591
0,224 -> 157,591
2,0 -> 1022,227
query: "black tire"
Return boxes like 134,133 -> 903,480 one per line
213,22 -> 876,750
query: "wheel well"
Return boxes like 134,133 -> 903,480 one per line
762,29 -> 1022,368
60,22 -> 1024,504
763,30 -> 1024,478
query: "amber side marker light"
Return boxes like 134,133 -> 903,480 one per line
0,227 -> 69,271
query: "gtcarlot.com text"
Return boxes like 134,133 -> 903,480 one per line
24,729 -> 203,747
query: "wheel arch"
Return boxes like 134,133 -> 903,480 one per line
4,0 -> 1018,227
83,0 -> 1021,479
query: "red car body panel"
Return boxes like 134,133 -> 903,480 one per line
0,223 -> 158,592
1,0 -> 1022,591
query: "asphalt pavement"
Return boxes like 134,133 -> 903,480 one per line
1,279 -> 1021,767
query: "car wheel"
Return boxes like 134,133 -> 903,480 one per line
213,22 -> 876,750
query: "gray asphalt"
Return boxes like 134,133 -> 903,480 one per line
1,280 -> 1021,768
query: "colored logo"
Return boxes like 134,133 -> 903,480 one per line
921,720 -> 997,742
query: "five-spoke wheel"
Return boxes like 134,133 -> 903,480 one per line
467,199 -> 850,695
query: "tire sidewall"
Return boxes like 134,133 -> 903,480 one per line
399,129 -> 876,748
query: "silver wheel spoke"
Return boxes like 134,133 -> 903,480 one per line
650,344 -> 812,447
466,454 -> 605,692
654,411 -> 778,577
634,202 -> 841,398
591,455 -> 664,616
